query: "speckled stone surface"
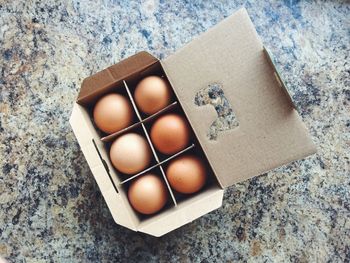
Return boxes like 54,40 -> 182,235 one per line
1,0 -> 349,262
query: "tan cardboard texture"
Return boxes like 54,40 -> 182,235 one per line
77,51 -> 158,106
70,7 -> 316,237
69,104 -> 139,230
162,8 -> 316,188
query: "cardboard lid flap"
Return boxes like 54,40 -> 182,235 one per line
162,8 -> 316,188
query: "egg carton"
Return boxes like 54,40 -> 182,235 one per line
69,8 -> 316,236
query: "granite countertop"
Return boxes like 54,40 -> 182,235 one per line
1,1 -> 349,262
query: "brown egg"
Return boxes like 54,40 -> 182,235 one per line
110,133 -> 151,175
150,114 -> 190,155
166,155 -> 207,194
128,174 -> 168,215
93,93 -> 133,134
134,76 -> 171,115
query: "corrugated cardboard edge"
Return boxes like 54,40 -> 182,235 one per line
69,103 -> 138,231
263,47 -> 297,110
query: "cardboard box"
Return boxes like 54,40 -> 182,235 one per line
69,8 -> 316,237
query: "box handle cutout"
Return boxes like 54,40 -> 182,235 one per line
194,82 -> 239,140
92,139 -> 119,194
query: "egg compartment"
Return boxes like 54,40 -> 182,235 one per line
117,142 -> 196,218
76,80 -> 140,139
85,113 -> 180,224
159,146 -> 219,204
142,103 -> 196,161
123,62 -> 177,120
120,79 -> 182,207
119,166 -> 176,219
101,124 -> 158,182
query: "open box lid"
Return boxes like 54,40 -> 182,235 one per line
161,8 -> 316,188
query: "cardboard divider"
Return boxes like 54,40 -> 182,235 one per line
139,101 -> 178,123
122,61 -> 220,207
122,80 -> 178,207
158,164 -> 177,206
139,122 -> 178,206
123,80 -> 143,121
123,81 -> 160,162
120,162 -> 164,185
100,121 -> 143,142
120,144 -> 195,185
